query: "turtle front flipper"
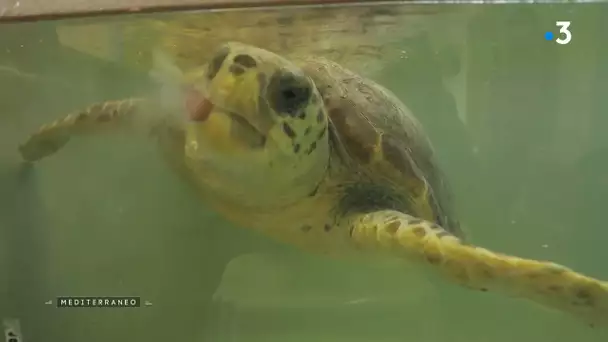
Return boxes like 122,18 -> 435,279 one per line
19,99 -> 146,162
343,210 -> 608,327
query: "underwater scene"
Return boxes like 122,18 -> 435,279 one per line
1,2 -> 608,341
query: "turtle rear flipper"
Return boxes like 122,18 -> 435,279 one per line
344,210 -> 608,327
19,99 -> 145,162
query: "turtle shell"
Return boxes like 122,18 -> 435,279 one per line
56,5 -> 456,75
297,56 -> 463,238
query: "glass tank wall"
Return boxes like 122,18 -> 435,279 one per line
1,1 -> 608,341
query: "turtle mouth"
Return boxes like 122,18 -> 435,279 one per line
184,87 -> 266,148
185,87 -> 214,122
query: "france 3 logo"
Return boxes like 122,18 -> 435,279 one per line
545,21 -> 572,45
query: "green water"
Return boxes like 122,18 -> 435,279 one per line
1,3 -> 608,342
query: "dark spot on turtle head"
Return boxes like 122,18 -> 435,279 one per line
304,126 -> 311,135
282,122 -> 296,138
229,64 -> 245,76
324,224 -> 332,232
305,142 -> 317,155
300,225 -> 312,232
297,111 -> 306,120
293,143 -> 301,153
233,54 -> 257,68
547,285 -> 562,292
267,70 -> 311,117
208,46 -> 229,80
480,288 -> 488,292
316,109 -> 324,123
317,127 -> 327,140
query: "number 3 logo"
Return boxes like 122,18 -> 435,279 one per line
555,21 -> 572,45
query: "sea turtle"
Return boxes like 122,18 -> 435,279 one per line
18,42 -> 608,328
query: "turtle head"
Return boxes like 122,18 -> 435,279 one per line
185,42 -> 330,206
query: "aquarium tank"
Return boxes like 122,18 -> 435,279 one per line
1,0 -> 608,341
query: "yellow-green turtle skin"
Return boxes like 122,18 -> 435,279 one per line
18,42 -> 608,328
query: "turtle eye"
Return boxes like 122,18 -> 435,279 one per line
267,71 -> 311,117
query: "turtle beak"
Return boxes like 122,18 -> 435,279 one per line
184,85 -> 267,151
